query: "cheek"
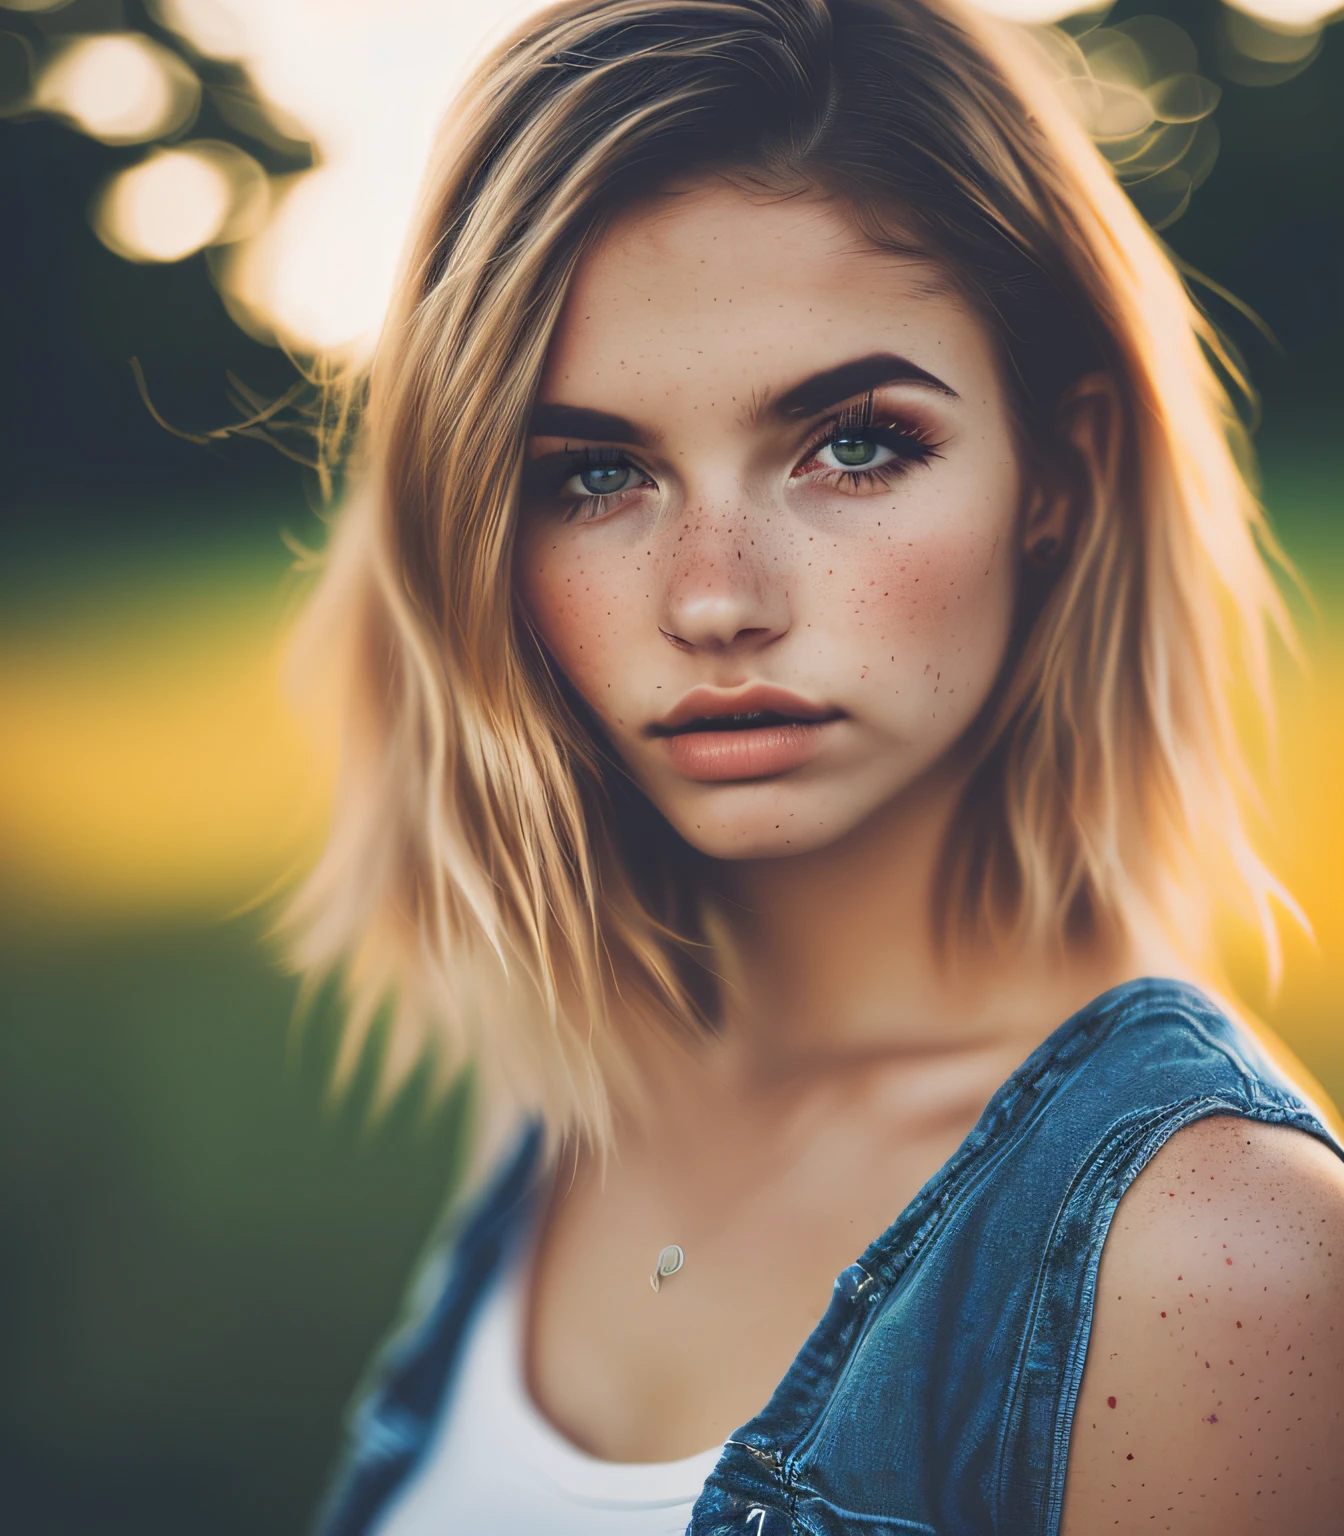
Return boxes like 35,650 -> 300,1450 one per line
829,518 -> 1013,638
811,501 -> 1017,707
514,532 -> 647,719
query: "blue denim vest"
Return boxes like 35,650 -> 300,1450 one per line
315,978 -> 1341,1535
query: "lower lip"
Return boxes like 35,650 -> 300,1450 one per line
658,722 -> 836,782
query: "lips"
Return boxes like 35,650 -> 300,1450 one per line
650,684 -> 842,737
648,685 -> 844,782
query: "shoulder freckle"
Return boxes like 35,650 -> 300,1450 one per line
1063,1116 -> 1344,1532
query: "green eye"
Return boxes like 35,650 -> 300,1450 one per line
577,463 -> 635,495
829,435 -> 878,468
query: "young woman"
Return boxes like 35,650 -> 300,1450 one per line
291,1 -> 1344,1531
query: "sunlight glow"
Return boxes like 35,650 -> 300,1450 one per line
95,148 -> 230,263
34,32 -> 199,146
70,0 -> 1331,353
971,1 -> 1100,19
93,141 -> 268,264
151,0 -> 540,356
1227,0 -> 1339,27
149,0 -> 250,61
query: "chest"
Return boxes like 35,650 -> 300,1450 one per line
525,1101 -> 980,1463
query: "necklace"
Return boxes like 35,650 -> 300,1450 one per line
649,1243 -> 684,1292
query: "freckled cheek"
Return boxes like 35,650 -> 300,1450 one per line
515,550 -> 646,722
821,525 -> 1014,654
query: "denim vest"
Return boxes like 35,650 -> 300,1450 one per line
315,979 -> 1341,1536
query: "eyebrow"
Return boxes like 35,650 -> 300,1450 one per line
527,403 -> 652,446
769,352 -> 960,420
526,350 -> 959,446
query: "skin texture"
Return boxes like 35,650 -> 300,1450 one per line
510,180 -> 1344,1529
1063,1116 -> 1344,1532
517,181 -> 1024,861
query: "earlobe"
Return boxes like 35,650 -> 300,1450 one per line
1020,370 -> 1119,569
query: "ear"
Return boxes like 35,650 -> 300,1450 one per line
1021,371 -> 1119,570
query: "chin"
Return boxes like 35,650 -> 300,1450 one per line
656,781 -> 885,863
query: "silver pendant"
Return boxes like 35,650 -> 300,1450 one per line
649,1243 -> 684,1292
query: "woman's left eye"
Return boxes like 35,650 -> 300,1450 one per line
795,423 -> 942,490
818,434 -> 892,471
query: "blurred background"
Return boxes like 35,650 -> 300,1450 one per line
1,0 -> 1341,1530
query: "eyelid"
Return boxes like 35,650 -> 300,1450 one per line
526,444 -> 652,490
795,386 -> 947,449
796,412 -> 939,469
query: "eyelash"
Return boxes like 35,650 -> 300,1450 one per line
794,396 -> 945,496
550,402 -> 945,522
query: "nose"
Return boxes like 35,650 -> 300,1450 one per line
657,504 -> 790,655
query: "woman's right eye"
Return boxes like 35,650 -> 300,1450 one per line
561,462 -> 641,498
550,454 -> 655,523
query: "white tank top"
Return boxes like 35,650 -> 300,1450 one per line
373,1239 -> 723,1535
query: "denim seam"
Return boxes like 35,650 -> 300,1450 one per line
999,1094 -> 1201,1531
780,984 -> 1213,1498
987,1105 -> 1125,1525
793,1500 -> 937,1534
858,981 -> 1211,1295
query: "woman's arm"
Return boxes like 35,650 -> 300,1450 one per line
1061,1114 -> 1344,1534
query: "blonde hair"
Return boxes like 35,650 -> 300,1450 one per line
286,0 -> 1295,1144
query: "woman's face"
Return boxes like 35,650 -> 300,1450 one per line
516,179 -> 1026,861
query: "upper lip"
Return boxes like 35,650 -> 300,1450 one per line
648,684 -> 844,737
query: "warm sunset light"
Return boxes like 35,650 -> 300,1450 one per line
92,140 -> 268,264
138,0 -> 535,354
33,32 -> 200,146
5,1 -> 1321,355
1228,0 -> 1340,27
972,0 -> 1099,18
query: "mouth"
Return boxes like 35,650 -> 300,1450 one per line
649,684 -> 844,738
648,686 -> 844,782
652,707 -> 842,738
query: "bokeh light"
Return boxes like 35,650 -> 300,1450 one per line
1228,0 -> 1339,28
7,1 -> 1332,355
158,0 -> 542,356
149,0 -> 250,62
1219,5 -> 1328,83
92,139 -> 268,264
972,0 -> 1102,18
33,32 -> 200,146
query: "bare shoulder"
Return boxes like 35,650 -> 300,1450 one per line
1061,1114 -> 1344,1535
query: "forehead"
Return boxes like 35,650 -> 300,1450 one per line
539,178 -> 991,413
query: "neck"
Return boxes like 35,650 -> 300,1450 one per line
706,768 -> 1149,1080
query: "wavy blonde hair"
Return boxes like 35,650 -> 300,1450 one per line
286,0 -> 1295,1144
